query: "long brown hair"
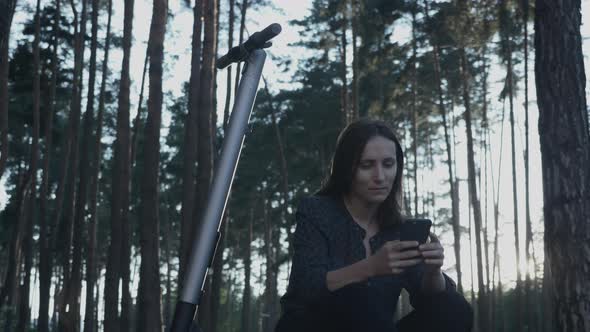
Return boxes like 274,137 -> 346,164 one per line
317,118 -> 405,229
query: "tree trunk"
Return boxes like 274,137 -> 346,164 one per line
0,0 -> 16,179
350,0 -> 359,120
17,0 -> 42,330
505,30 -> 524,332
410,7 -> 419,217
339,7 -> 348,126
423,0 -> 463,293
56,0 -> 87,327
194,0 -> 217,329
64,0 -> 100,327
535,0 -> 590,330
522,1 -> 535,330
136,0 -> 167,330
222,0 -> 235,130
240,206 -> 253,332
460,48 -> 488,332
179,0 -> 203,285
104,0 -> 134,330
1,172 -> 31,331
234,0 -> 248,95
84,0 -> 112,330
38,0 -> 60,330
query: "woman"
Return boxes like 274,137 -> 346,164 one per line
275,119 -> 472,332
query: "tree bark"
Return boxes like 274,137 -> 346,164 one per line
38,0 -> 61,330
350,0 -> 359,120
56,0 -> 87,327
64,0 -> 100,326
195,0 -> 217,328
423,0 -> 462,293
84,0 -> 112,330
339,6 -> 348,126
179,0 -> 203,285
505,28 -> 523,332
460,48 -> 488,332
222,0 -> 235,130
136,0 -> 167,330
17,0 -> 42,329
522,0 -> 535,329
234,0 -> 248,95
240,205 -> 253,332
0,0 -> 16,179
535,0 -> 590,330
104,0 -> 134,330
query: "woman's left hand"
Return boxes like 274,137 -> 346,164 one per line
419,232 -> 445,275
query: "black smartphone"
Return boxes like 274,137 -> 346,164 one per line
399,218 -> 432,245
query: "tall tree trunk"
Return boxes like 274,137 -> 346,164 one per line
262,78 -> 288,331
410,7 -> 419,217
222,0 -> 235,130
505,32 -> 523,332
38,1 -> 61,330
136,0 -> 167,330
0,0 -> 16,178
118,0 -> 136,328
17,2 -> 42,328
480,46 -> 492,317
350,0 -> 359,120
240,206 -> 253,332
179,0 -> 203,285
104,0 -> 133,330
84,0 -> 112,330
195,0 -> 217,329
131,49 -> 148,169
339,7 -> 348,126
423,0 -> 462,293
162,198 -> 173,330
234,0 -> 248,95
57,0 -> 87,327
1,171 -> 31,330
262,198 -> 277,332
535,0 -> 590,330
522,0 -> 535,330
64,0 -> 100,326
489,101 -> 506,332
460,48 -> 488,332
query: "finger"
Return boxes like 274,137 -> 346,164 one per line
421,250 -> 444,259
424,258 -> 444,266
392,241 -> 419,251
390,258 -> 423,268
391,250 -> 421,260
419,242 -> 443,251
428,232 -> 440,243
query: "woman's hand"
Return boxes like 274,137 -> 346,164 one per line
419,232 -> 446,293
419,232 -> 445,276
368,240 -> 423,276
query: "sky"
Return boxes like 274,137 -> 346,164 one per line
2,0 -> 590,322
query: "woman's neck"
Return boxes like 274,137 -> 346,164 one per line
342,194 -> 379,228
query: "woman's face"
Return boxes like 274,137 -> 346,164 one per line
349,135 -> 398,205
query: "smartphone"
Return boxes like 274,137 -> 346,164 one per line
399,218 -> 432,245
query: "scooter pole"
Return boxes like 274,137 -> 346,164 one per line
170,23 -> 281,332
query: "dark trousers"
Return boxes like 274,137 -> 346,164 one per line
276,285 -> 473,332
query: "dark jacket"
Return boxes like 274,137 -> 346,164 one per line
275,195 -> 471,332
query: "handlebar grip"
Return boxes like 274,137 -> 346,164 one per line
248,23 -> 282,48
216,23 -> 282,69
216,53 -> 232,70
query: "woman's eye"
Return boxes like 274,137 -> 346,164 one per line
359,162 -> 372,169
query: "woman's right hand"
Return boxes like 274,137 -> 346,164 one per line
368,240 -> 423,276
